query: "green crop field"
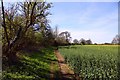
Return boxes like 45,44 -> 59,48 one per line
59,45 -> 119,79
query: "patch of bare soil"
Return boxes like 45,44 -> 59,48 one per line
54,50 -> 77,80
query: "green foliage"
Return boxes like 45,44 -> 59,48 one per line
34,32 -> 43,44
2,48 -> 57,79
59,45 -> 118,79
0,28 -> 2,44
2,1 -> 53,57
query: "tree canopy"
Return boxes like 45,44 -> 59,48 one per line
1,1 -> 53,64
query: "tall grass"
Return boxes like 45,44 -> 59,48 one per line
59,45 -> 118,79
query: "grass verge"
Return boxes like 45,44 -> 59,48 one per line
2,48 -> 57,80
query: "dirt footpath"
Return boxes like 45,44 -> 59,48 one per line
54,50 -> 77,80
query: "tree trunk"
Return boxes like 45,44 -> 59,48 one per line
2,44 -> 19,65
1,0 -> 10,47
6,51 -> 18,65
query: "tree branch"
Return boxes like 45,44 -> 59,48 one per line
24,2 -> 37,33
1,0 -> 10,46
9,26 -> 22,49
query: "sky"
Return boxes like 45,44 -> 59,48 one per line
1,0 -> 119,44
2,0 -> 120,2
48,2 -> 118,44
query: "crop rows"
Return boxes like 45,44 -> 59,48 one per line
59,45 -> 118,79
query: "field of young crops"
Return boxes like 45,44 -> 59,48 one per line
59,45 -> 119,79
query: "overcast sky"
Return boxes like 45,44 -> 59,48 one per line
48,2 -> 118,43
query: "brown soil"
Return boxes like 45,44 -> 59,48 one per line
54,50 -> 77,80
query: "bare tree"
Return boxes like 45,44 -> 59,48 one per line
54,25 -> 59,40
86,39 -> 92,45
59,31 -> 71,45
73,39 -> 79,44
112,34 -> 120,44
79,38 -> 86,45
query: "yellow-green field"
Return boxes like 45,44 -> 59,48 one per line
59,45 -> 119,79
